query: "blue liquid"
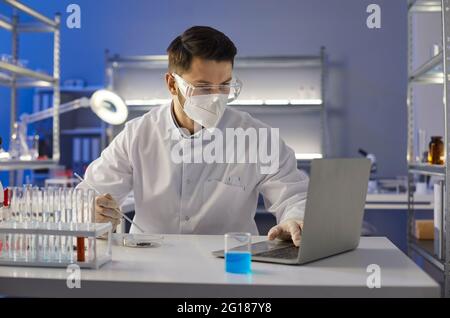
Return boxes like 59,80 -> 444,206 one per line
225,251 -> 251,274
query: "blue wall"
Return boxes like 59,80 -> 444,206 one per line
0,0 -> 407,186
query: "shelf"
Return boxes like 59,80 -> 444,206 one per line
229,99 -> 323,106
0,78 -> 54,88
0,15 -> 12,31
112,52 -> 325,110
234,56 -> 322,68
16,22 -> 57,33
0,60 -> 55,84
36,85 -> 103,94
410,72 -> 443,84
125,99 -> 323,107
125,103 -> 324,114
109,55 -> 323,69
228,104 -> 323,115
409,238 -> 444,271
61,128 -> 104,136
3,0 -> 58,28
409,52 -> 443,84
409,0 -> 442,12
0,71 -> 12,82
0,18 -> 56,33
408,163 -> 445,177
0,159 -> 59,171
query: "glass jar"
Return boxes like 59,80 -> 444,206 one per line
428,136 -> 444,165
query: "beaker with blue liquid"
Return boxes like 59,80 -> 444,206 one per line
224,232 -> 252,274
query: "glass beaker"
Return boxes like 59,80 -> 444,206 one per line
224,232 -> 252,274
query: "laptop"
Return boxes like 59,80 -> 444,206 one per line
212,158 -> 371,265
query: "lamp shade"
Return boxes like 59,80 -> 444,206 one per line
90,89 -> 128,125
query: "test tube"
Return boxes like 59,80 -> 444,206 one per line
47,187 -> 56,261
20,185 -> 28,261
9,187 -> 18,222
19,186 -> 29,261
75,189 -> 85,262
87,189 -> 95,224
1,229 -> 6,260
64,188 -> 74,262
8,187 -> 18,260
41,188 -> 48,261
16,187 -> 24,222
15,188 -> 21,259
61,187 -> 69,262
73,189 -> 79,225
68,188 -> 74,224
0,188 -> 12,259
5,187 -> 14,221
23,184 -> 32,223
22,186 -> 28,261
29,185 -> 37,261
15,187 -> 22,222
62,187 -> 69,262
31,187 -> 40,223
47,187 -> 56,262
54,187 -> 62,263
75,188 -> 85,225
69,188 -> 75,262
87,189 -> 95,262
11,187 -> 19,261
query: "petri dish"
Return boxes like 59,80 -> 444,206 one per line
122,233 -> 164,248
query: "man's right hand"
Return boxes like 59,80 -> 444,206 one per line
95,193 -> 121,231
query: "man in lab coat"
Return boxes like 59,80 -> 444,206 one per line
78,26 -> 308,246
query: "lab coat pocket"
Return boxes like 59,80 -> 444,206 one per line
202,179 -> 246,220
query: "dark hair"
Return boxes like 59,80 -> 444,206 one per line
167,26 -> 237,74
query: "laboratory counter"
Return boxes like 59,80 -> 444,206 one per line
0,235 -> 440,298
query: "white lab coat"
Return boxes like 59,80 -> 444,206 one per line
77,103 -> 308,235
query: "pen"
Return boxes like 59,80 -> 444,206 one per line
74,172 -> 145,233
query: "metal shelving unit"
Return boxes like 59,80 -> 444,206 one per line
0,0 -> 61,180
410,237 -> 445,271
105,48 -> 327,158
407,0 -> 450,297
409,163 -> 445,176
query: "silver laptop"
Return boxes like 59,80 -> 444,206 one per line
212,158 -> 371,265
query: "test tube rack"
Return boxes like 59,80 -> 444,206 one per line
0,221 -> 112,269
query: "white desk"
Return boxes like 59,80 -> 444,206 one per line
0,235 -> 440,298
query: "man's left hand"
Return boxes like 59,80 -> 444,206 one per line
268,218 -> 303,247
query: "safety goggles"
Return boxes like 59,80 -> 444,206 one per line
172,73 -> 242,102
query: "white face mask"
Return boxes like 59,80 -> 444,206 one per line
182,93 -> 228,129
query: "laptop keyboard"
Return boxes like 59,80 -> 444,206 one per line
254,246 -> 300,259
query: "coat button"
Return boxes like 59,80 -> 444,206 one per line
185,216 -> 190,221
